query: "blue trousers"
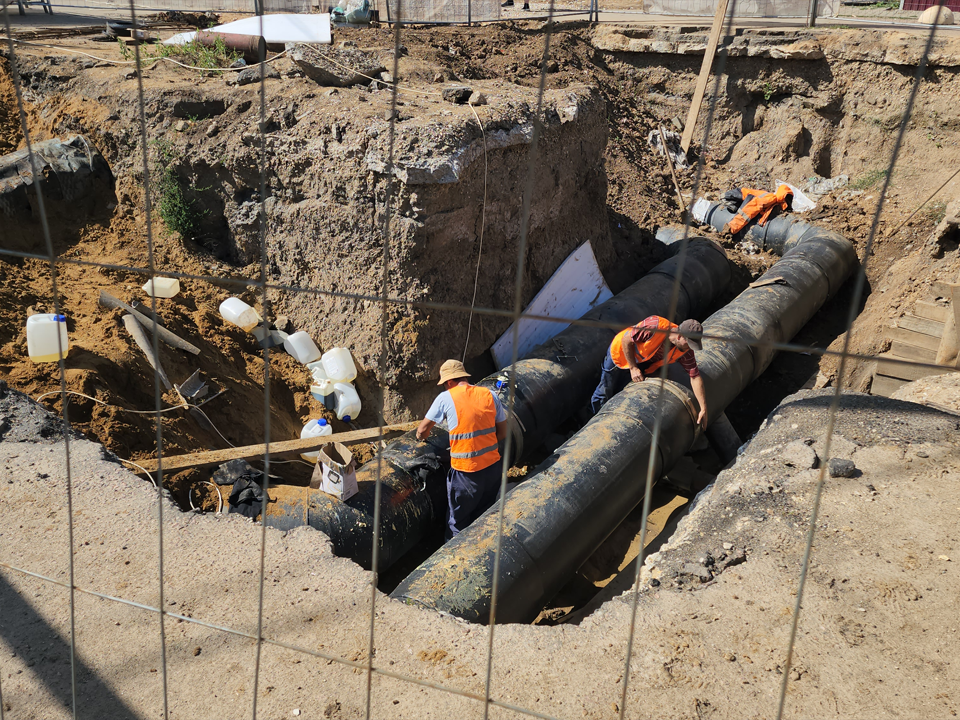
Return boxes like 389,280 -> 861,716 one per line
446,459 -> 502,539
590,348 -> 630,415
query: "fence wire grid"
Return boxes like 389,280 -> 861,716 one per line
0,0 -> 957,718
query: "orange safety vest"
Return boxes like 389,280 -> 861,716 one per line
724,184 -> 793,235
610,316 -> 686,373
448,384 -> 501,473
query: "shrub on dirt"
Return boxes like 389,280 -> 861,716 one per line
151,139 -> 205,241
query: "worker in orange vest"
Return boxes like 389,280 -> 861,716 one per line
722,184 -> 793,236
590,316 -> 708,428
417,359 -> 509,538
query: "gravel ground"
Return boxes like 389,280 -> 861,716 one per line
2,384 -> 959,719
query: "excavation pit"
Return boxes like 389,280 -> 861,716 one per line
2,21 -> 960,632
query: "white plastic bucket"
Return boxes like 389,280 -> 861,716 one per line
300,418 -> 333,462
142,277 -> 180,298
219,297 -> 261,332
333,382 -> 361,422
321,347 -> 357,383
26,314 -> 69,363
283,331 -> 321,364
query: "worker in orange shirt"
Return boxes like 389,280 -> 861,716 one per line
417,360 -> 509,538
590,316 -> 708,428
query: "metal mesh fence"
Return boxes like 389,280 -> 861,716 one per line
642,0 -> 838,17
0,0 -> 957,718
384,0 -> 500,23
8,0 -> 313,13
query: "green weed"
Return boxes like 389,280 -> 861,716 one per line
923,200 -> 947,224
116,37 -> 132,61
147,36 -> 240,74
762,82 -> 775,102
852,168 -> 890,190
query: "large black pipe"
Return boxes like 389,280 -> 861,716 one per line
266,239 -> 731,570
390,216 -> 857,623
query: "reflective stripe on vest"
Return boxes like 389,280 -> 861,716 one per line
448,384 -> 500,473
609,316 -> 682,372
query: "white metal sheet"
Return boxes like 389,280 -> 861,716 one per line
165,14 -> 332,46
491,241 -> 613,369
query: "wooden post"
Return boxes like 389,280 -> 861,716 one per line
659,125 -> 687,216
679,0 -> 731,156
934,273 -> 960,368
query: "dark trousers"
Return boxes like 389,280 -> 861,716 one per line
590,348 -> 630,415
446,459 -> 502,539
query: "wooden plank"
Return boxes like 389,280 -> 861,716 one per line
876,353 -> 952,382
884,326 -> 941,352
914,300 -> 950,323
889,340 -> 937,364
931,280 -> 951,299
897,314 -> 944,339
679,0 -> 731,155
135,422 -> 419,474
871,373 -> 907,398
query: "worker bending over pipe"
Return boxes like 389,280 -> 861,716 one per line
591,315 -> 708,427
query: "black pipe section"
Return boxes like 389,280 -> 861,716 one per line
390,216 -> 856,623
266,239 -> 732,571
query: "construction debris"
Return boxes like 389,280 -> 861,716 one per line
0,136 -> 111,218
288,44 -> 385,86
441,85 -> 473,104
99,291 -> 201,355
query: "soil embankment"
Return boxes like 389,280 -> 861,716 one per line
2,383 -> 958,718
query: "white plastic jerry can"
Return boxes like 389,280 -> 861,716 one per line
300,418 -> 333,462
307,361 -> 333,398
218,297 -> 261,332
310,381 -> 335,402
142,277 -> 180,298
321,347 -> 357,383
333,382 -> 361,422
283,331 -> 322,364
26,314 -> 69,363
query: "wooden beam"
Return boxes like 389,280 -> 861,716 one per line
658,125 -> 687,215
889,340 -> 937,364
134,422 -> 419,475
913,300 -> 950,323
935,280 -> 960,367
897,314 -> 944,339
876,353 -> 952,382
871,374 -> 907,398
932,280 -> 953,299
952,283 -> 960,367
884,326 -> 941,352
679,0 -> 731,155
